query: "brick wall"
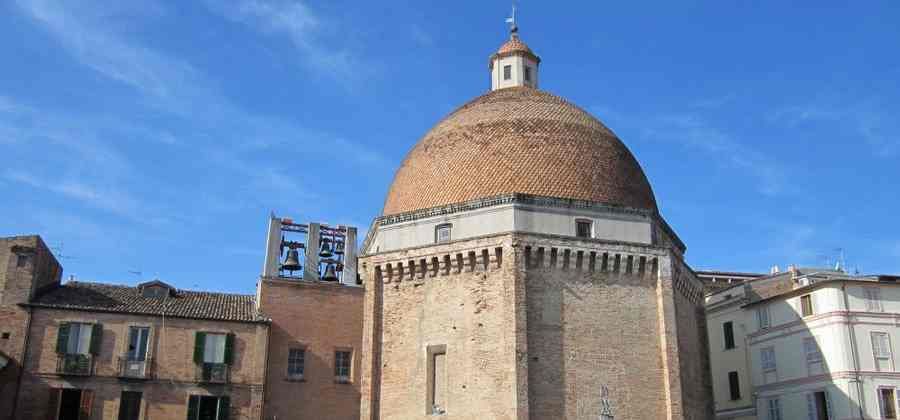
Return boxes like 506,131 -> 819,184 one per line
15,308 -> 267,419
0,235 -> 61,420
257,278 -> 364,420
360,232 -> 714,420
360,235 -> 521,420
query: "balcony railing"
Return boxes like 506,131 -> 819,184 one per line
196,362 -> 230,384
56,353 -> 93,376
118,357 -> 152,379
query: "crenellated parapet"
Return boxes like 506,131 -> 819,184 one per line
375,246 -> 505,284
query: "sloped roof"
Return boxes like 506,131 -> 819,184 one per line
28,282 -> 268,323
381,87 -> 658,215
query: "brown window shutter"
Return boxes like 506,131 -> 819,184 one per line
46,388 -> 61,420
79,389 -> 94,420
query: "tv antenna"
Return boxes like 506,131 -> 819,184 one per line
51,242 -> 76,261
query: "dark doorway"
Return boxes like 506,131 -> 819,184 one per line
59,389 -> 82,420
814,391 -> 830,420
118,391 -> 142,420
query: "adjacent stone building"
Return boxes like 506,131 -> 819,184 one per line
358,27 -> 714,420
10,275 -> 269,420
256,216 -> 365,420
0,235 -> 62,420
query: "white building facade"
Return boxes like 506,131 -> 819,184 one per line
707,269 -> 900,420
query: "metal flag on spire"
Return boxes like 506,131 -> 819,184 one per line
505,1 -> 518,34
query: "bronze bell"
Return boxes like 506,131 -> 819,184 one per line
322,264 -> 339,281
333,240 -> 345,255
281,248 -> 302,272
319,238 -> 333,258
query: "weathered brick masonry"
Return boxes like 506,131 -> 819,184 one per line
14,308 -> 268,419
258,278 -> 364,420
0,236 -> 61,420
360,232 -> 713,420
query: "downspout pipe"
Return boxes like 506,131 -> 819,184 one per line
842,282 -> 865,419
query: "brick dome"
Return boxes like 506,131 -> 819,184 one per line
381,87 -> 658,215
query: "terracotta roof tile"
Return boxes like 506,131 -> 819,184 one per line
382,87 -> 658,215
29,282 -> 268,323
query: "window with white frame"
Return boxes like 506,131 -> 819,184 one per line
503,65 -> 512,80
872,332 -> 894,372
865,286 -> 884,312
288,347 -> 305,379
761,346 -> 777,384
761,347 -> 777,372
800,294 -> 814,317
334,350 -> 352,383
575,220 -> 592,239
203,333 -> 227,364
879,387 -> 897,419
758,306 -> 771,330
767,398 -> 782,420
60,323 -> 94,355
435,224 -> 452,243
804,337 -> 824,375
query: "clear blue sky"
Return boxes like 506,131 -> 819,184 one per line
2,1 -> 899,293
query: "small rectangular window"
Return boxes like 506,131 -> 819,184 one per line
435,224 -> 452,243
204,333 -> 226,363
804,337 -> 824,375
16,254 -> 28,267
503,65 -> 512,80
761,347 -> 777,372
335,350 -> 352,383
723,321 -> 735,350
65,323 -> 94,355
288,347 -> 305,379
427,345 -> 447,415
575,220 -> 592,238
127,327 -> 150,361
800,294 -> 814,317
865,287 -> 884,312
872,332 -> 893,372
881,388 -> 897,419
758,306 -> 770,329
524,66 -> 531,82
767,398 -> 782,420
728,371 -> 740,400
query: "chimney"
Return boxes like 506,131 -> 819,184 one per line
770,265 -> 780,275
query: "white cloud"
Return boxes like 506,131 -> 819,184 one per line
15,0 -> 200,111
770,102 -> 900,158
642,113 -> 787,196
205,0 -> 367,82
4,169 -> 143,219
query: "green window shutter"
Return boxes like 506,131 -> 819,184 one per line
223,333 -> 235,365
89,324 -> 103,355
193,332 -> 206,364
217,396 -> 230,420
56,323 -> 70,354
186,395 -> 199,420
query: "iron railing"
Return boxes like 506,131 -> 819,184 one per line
118,357 -> 152,379
196,362 -> 230,383
56,353 -> 93,376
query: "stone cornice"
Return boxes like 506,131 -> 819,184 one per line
364,193 -> 686,253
